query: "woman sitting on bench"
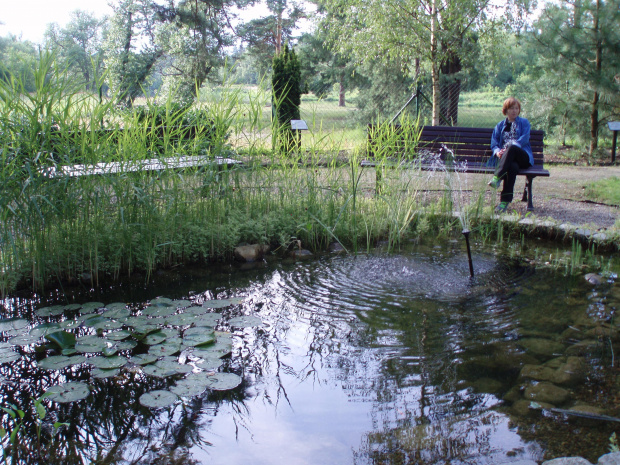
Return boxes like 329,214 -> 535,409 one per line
487,97 -> 534,213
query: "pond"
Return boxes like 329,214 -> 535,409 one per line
0,239 -> 618,465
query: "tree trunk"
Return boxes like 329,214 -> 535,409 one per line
339,77 -> 345,107
440,50 -> 462,125
589,0 -> 601,156
276,10 -> 283,54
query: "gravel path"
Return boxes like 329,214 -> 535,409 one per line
498,165 -> 619,230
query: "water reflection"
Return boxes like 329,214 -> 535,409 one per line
0,241 -> 618,464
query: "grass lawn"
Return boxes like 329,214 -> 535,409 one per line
585,176 -> 620,206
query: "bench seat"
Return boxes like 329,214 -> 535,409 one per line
363,125 -> 550,211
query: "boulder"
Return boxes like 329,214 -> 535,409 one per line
598,452 -> 620,465
289,249 -> 313,259
523,382 -> 571,405
511,399 -> 553,417
585,273 -> 605,285
518,338 -> 566,358
234,244 -> 270,262
542,458 -> 593,465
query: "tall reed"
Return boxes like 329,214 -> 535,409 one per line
0,55 -> 491,296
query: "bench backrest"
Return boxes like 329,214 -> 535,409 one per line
368,124 -> 545,167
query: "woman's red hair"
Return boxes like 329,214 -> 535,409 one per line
502,97 -> 521,115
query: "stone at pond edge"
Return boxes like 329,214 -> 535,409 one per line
518,338 -> 566,358
585,273 -> 605,285
519,356 -> 586,386
289,249 -> 313,259
541,458 -> 593,465
234,244 -> 270,262
598,452 -> 620,465
510,399 -> 554,417
523,382 -> 571,406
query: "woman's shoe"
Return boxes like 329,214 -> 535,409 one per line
494,201 -> 510,213
488,176 -> 501,189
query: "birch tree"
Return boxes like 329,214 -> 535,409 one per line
319,0 -> 533,125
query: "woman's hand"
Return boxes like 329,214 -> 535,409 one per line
497,148 -> 505,158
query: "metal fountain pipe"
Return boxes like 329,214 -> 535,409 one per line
462,229 -> 474,278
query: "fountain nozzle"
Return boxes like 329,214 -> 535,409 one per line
462,229 -> 474,278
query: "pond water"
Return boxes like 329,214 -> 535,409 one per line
1,239 -> 619,464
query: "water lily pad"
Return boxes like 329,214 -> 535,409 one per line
45,382 -> 90,403
159,328 -> 180,338
38,355 -> 86,370
92,320 -> 123,331
143,306 -> 176,317
228,315 -> 262,328
171,300 -> 192,309
80,302 -> 105,313
149,340 -> 182,357
44,331 -> 76,350
106,330 -> 133,341
154,359 -> 192,374
194,354 -> 224,370
105,302 -> 127,311
183,328 -> 216,347
165,313 -> 195,326
63,304 -> 83,312
35,305 -> 66,317
202,297 -> 244,309
0,318 -> 29,332
88,355 -> 127,369
192,313 -> 222,327
144,332 -> 167,346
150,297 -> 173,306
75,336 -> 109,353
170,379 -> 207,397
102,308 -> 131,319
80,315 -> 108,327
102,339 -> 137,356
143,361 -> 189,378
92,368 -> 120,379
204,372 -> 242,391
0,342 -> 14,352
0,351 -> 21,364
29,323 -> 62,337
130,354 -> 158,366
193,339 -> 232,359
59,320 -> 82,330
9,333 -> 42,346
77,313 -> 103,323
139,390 -> 178,408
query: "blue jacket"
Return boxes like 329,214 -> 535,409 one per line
489,116 -> 534,166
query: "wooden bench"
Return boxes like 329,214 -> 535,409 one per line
363,125 -> 550,211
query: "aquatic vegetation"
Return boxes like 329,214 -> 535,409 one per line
0,297 -> 261,420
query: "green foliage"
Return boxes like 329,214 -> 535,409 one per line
43,11 -> 106,92
104,0 -> 162,106
271,43 -> 302,151
0,36 -> 38,92
0,396 -> 68,464
525,0 -> 620,154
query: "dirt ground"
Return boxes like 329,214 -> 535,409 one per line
496,164 -> 620,230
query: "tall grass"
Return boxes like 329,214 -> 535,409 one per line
0,55 -> 493,296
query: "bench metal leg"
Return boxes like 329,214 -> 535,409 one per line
522,176 -> 534,211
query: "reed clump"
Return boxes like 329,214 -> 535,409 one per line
0,54 -> 496,296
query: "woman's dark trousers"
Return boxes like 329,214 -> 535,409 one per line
495,145 -> 531,202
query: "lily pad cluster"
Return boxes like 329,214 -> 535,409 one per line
0,297 -> 263,409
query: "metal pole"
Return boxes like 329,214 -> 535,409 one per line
462,229 -> 474,278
